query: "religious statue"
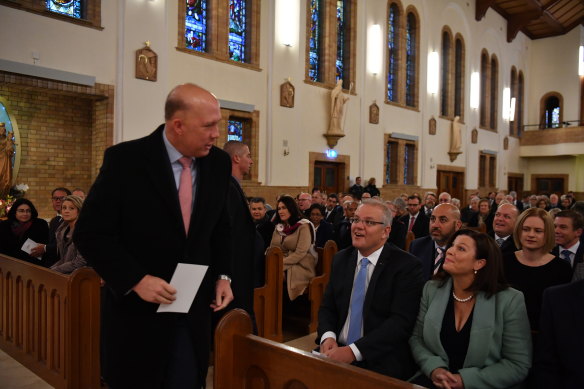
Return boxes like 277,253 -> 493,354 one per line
280,79 -> 295,108
135,41 -> 158,82
369,102 -> 379,124
0,123 -> 15,197
448,116 -> 462,162
327,79 -> 350,135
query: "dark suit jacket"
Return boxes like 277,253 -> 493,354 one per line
43,215 -> 62,266
488,231 -> 518,257
399,212 -> 430,240
0,218 -> 49,265
534,280 -> 584,389
551,244 -> 584,272
317,242 -> 424,379
325,205 -> 344,228
74,125 -> 232,388
409,235 -> 438,280
388,217 -> 407,250
315,221 -> 334,248
255,215 -> 275,252
333,218 -> 352,250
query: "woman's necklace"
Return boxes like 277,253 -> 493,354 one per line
452,291 -> 474,303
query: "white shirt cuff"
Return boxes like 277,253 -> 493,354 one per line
349,343 -> 363,362
320,331 -> 336,344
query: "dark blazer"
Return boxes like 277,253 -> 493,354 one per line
325,205 -> 344,226
0,218 -> 49,265
333,218 -> 352,250
74,125 -> 232,388
534,280 -> 584,389
488,231 -> 518,257
43,214 -> 63,266
460,207 -> 477,225
399,212 -> 430,240
551,243 -> 584,271
315,221 -> 334,248
255,215 -> 275,252
317,242 -> 424,379
388,217 -> 407,250
409,235 -> 438,280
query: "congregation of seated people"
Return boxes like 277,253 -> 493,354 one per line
3,181 -> 583,388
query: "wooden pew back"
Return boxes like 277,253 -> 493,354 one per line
253,247 -> 284,342
308,240 -> 337,332
214,309 -> 420,389
0,254 -> 101,389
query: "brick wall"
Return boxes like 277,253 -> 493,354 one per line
0,72 -> 114,219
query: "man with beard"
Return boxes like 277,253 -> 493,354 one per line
409,203 -> 462,279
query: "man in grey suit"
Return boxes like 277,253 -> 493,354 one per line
317,199 -> 424,379
75,84 -> 233,389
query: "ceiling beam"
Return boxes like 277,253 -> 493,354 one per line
476,0 -> 496,21
507,10 -> 543,42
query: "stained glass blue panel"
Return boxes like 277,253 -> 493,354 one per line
46,0 -> 81,18
227,120 -> 244,142
309,0 -> 322,82
229,0 -> 247,62
551,107 -> 560,128
387,5 -> 398,102
405,13 -> 416,107
385,142 -> 392,184
185,0 -> 208,52
336,0 -> 346,83
404,145 -> 410,184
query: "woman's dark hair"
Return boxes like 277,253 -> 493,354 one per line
273,195 -> 305,225
7,198 -> 39,221
435,229 -> 507,298
308,203 -> 326,216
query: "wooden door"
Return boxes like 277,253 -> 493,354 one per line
508,175 -> 524,199
535,177 -> 565,196
314,162 -> 343,195
437,170 -> 464,202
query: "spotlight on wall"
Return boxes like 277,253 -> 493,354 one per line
367,24 -> 382,75
509,97 -> 516,122
502,87 -> 511,120
579,46 -> 584,76
470,72 -> 480,109
277,0 -> 299,47
427,51 -> 439,94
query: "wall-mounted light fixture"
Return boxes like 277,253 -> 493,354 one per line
367,24 -> 382,75
579,46 -> 584,76
427,51 -> 439,94
326,149 -> 338,159
470,72 -> 480,109
502,87 -> 511,120
509,97 -> 516,122
277,0 -> 299,47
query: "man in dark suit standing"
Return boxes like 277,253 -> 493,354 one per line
489,203 -> 519,256
74,84 -> 233,389
399,194 -> 429,240
317,199 -> 424,379
223,140 -> 257,317
534,279 -> 584,388
551,210 -> 583,273
409,203 -> 461,279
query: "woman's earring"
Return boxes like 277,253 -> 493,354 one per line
474,270 -> 478,275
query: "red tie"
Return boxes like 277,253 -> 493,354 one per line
178,156 -> 192,233
408,216 -> 416,232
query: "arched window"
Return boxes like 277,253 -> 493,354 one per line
480,51 -> 489,128
440,28 -> 452,117
454,36 -> 465,119
387,2 -> 401,103
540,92 -> 563,129
405,11 -> 417,107
306,0 -> 356,90
489,55 -> 498,130
186,0 -> 208,52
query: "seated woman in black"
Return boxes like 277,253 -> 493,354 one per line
0,198 -> 49,265
308,203 -> 333,248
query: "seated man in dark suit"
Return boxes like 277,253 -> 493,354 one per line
333,198 -> 358,250
325,193 -> 344,227
489,202 -> 519,256
399,194 -> 430,240
317,199 -> 424,380
249,197 -> 275,252
409,203 -> 461,280
551,210 -> 583,276
534,279 -> 584,388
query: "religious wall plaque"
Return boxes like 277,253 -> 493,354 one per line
429,117 -> 436,135
136,42 -> 158,82
280,80 -> 295,108
369,102 -> 379,124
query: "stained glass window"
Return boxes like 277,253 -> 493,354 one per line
185,0 -> 208,52
490,56 -> 498,130
441,31 -> 451,116
336,0 -> 346,84
385,141 -> 398,184
404,143 -> 415,185
309,0 -> 322,82
229,0 -> 247,62
227,120 -> 244,142
405,13 -> 416,107
454,38 -> 464,118
387,4 -> 399,102
46,0 -> 82,18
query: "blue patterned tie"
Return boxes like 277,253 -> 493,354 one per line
347,258 -> 369,345
561,249 -> 572,265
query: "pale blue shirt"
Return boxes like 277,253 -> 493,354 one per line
162,128 -> 196,210
320,245 -> 384,362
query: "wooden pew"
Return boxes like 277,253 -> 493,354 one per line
214,309 -> 421,389
308,240 -> 337,333
253,247 -> 284,342
0,253 -> 101,389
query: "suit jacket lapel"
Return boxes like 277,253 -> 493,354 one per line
363,244 -> 388,315
340,250 -> 359,327
424,279 -> 450,359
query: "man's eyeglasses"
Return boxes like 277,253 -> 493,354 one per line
52,196 -> 66,201
349,218 -> 385,227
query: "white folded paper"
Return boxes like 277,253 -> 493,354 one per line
21,238 -> 42,260
157,263 -> 208,313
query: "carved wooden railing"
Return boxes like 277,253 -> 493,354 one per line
0,253 -> 101,389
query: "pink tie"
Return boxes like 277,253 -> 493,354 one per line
408,216 -> 416,232
178,156 -> 192,233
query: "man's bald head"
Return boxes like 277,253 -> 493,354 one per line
165,83 -> 218,121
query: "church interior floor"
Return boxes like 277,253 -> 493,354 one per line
0,331 -> 318,389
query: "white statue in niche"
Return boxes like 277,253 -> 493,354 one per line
328,79 -> 350,135
450,116 -> 462,154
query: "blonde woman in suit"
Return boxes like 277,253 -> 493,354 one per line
409,229 -> 532,389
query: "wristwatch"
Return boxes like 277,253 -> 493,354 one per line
218,274 -> 232,283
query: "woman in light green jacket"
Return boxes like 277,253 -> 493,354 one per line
409,229 -> 532,389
